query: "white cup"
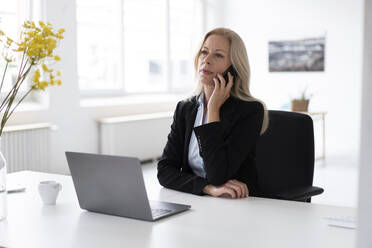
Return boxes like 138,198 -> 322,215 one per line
38,181 -> 62,205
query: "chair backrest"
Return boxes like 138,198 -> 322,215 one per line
256,110 -> 315,198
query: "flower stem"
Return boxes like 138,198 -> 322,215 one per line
0,64 -> 31,112
4,88 -> 33,125
18,55 -> 28,80
17,51 -> 25,79
0,61 -> 9,94
0,63 -> 32,136
0,93 -> 16,136
14,63 -> 31,92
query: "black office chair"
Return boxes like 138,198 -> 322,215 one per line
256,110 -> 324,202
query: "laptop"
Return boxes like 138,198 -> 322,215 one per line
65,151 -> 191,221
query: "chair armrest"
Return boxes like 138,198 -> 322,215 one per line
275,186 -> 324,201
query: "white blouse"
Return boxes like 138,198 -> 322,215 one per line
188,93 -> 208,178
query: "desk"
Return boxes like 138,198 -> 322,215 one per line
0,165 -> 355,248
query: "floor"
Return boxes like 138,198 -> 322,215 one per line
312,154 -> 359,207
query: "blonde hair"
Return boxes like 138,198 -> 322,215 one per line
193,27 -> 269,134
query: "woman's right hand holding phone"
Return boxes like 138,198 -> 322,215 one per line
206,72 -> 234,124
207,72 -> 234,112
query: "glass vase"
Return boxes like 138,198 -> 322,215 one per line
0,138 -> 7,221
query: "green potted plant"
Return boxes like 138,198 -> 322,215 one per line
291,87 -> 313,112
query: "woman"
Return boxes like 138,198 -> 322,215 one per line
157,28 -> 269,199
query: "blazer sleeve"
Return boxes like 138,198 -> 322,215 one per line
157,101 -> 209,195
193,101 -> 264,186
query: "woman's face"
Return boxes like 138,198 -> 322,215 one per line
197,34 -> 232,86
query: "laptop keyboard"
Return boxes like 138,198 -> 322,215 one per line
151,208 -> 172,217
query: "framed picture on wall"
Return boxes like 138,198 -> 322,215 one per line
268,36 -> 325,72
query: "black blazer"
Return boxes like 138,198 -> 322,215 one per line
157,94 -> 264,196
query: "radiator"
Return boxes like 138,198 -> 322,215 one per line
98,112 -> 173,161
1,123 -> 53,173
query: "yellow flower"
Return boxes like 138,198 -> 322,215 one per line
13,21 -> 65,64
6,37 -> 13,47
35,81 -> 49,90
42,64 -> 52,72
49,74 -> 55,85
1,20 -> 64,108
3,52 -> 14,62
32,69 -> 41,83
38,21 -> 45,28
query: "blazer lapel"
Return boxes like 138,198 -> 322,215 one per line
183,97 -> 199,168
181,95 -> 237,168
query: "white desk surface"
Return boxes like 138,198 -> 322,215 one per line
0,164 -> 356,248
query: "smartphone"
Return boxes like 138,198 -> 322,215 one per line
221,65 -> 237,84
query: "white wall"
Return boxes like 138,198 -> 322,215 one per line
357,0 -> 372,246
223,0 -> 364,157
204,0 -> 225,29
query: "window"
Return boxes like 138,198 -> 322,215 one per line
0,0 -> 41,100
76,0 -> 123,91
123,0 -> 167,93
76,0 -> 204,95
169,0 -> 203,91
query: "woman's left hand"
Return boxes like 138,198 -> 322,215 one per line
207,72 -> 234,112
202,179 -> 249,199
